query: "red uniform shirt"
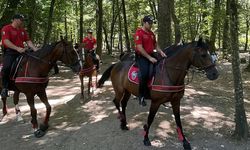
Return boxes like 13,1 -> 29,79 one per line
1,24 -> 29,49
134,28 -> 156,55
82,36 -> 96,51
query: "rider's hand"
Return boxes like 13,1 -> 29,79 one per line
149,57 -> 157,64
17,47 -> 26,53
159,50 -> 167,58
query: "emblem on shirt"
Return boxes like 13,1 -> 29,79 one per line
22,32 -> 24,35
2,31 -> 5,35
135,35 -> 139,41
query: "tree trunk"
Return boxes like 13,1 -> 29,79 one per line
64,10 -> 68,40
96,0 -> 103,58
170,0 -> 181,44
43,0 -> 56,44
79,0 -> 83,43
230,0 -> 249,140
118,2 -> 123,54
148,0 -> 157,19
222,0 -> 230,58
158,0 -> 172,48
210,0 -> 221,51
121,0 -> 130,52
244,17 -> 249,52
26,0 -> 36,40
188,0 -> 194,40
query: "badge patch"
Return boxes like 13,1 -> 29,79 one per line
135,35 -> 139,41
2,31 -> 5,35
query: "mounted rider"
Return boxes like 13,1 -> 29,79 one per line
134,15 -> 166,106
82,29 -> 99,72
1,14 -> 38,98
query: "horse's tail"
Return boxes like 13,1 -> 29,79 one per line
97,63 -> 116,88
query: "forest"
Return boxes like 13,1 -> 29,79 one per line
0,0 -> 249,149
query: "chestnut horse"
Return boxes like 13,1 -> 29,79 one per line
100,38 -> 218,149
0,40 -> 81,137
78,44 -> 98,100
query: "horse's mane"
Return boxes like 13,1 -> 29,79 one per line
28,42 -> 59,58
163,44 -> 189,58
164,40 -> 209,58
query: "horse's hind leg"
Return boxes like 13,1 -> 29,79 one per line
13,91 -> 23,122
120,91 -> 131,130
26,94 -> 38,130
171,100 -> 191,150
37,92 -> 51,133
143,102 -> 160,146
113,90 -> 130,130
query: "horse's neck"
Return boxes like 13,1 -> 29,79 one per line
155,46 -> 192,86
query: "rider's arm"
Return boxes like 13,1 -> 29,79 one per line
3,39 -> 24,53
26,40 -> 38,51
155,43 -> 166,57
136,44 -> 157,63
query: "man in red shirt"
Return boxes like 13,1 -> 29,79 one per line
134,15 -> 166,106
1,14 -> 38,98
82,29 -> 99,71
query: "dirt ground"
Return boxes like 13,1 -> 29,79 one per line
0,54 -> 250,150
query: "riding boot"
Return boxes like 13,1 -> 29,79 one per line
1,88 -> 9,98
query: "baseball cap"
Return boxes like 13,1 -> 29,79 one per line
12,14 -> 25,20
87,29 -> 93,33
142,15 -> 156,24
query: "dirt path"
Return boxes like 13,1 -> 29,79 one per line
0,55 -> 249,150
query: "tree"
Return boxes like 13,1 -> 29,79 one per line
229,0 -> 249,140
210,0 -> 221,51
121,0 -> 131,52
96,0 -> 103,58
158,0 -> 172,48
43,0 -> 56,44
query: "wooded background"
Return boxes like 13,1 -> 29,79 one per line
0,0 -> 249,140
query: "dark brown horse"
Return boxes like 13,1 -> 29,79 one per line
0,40 -> 81,137
78,43 -> 98,100
99,38 -> 218,149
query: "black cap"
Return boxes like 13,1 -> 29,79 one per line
12,14 -> 25,20
142,15 -> 156,24
87,29 -> 93,33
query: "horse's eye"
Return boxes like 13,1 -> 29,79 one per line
201,54 -> 207,58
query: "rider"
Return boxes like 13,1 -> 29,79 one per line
1,14 -> 38,98
134,15 -> 166,106
82,29 -> 99,72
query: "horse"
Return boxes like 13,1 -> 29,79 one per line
0,40 -> 81,137
78,43 -> 98,100
99,38 -> 219,149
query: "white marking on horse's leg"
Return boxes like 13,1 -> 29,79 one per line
15,105 -> 24,122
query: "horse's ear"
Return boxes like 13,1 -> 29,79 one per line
197,37 -> 203,46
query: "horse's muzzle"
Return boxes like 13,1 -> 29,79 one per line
205,67 -> 219,80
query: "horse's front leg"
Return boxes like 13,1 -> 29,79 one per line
171,100 -> 191,150
143,102 -> 160,146
79,75 -> 84,99
13,91 -> 23,122
88,76 -> 92,95
1,96 -> 8,119
26,94 -> 40,137
37,91 -> 51,137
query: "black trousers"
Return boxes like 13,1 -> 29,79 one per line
136,55 -> 154,98
90,51 -> 99,69
1,49 -> 20,88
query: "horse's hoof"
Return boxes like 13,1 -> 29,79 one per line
183,140 -> 191,150
120,125 -> 129,130
34,129 -> 46,138
39,124 -> 49,132
143,139 -> 151,146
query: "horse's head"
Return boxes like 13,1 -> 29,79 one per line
55,40 -> 81,73
191,38 -> 219,80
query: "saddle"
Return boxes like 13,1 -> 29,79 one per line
128,61 -> 185,93
0,56 -> 48,84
